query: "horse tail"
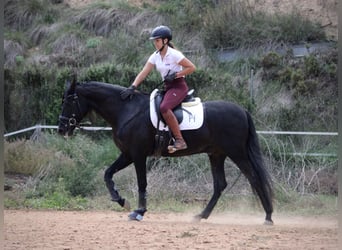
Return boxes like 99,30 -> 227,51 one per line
246,111 -> 274,212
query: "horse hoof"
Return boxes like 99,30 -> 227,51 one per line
264,220 -> 274,226
123,200 -> 131,211
128,211 -> 143,221
192,214 -> 202,223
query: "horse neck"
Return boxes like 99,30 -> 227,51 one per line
77,83 -> 147,131
77,84 -> 122,127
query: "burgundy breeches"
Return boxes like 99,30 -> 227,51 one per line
160,78 -> 189,114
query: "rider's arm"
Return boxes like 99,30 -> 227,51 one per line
176,57 -> 196,78
132,62 -> 154,88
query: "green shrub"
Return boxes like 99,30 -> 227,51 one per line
25,178 -> 88,210
290,68 -> 304,86
80,63 -> 162,93
62,164 -> 98,197
82,63 -> 120,83
6,65 -> 66,131
274,10 -> 325,42
323,63 -> 337,80
261,52 -> 281,69
4,139 -> 54,175
45,133 -> 120,197
86,37 -> 101,49
304,55 -> 320,76
186,68 -> 213,90
81,63 -> 138,85
278,66 -> 293,84
5,132 -> 120,200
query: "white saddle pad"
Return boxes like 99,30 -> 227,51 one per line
150,89 -> 204,131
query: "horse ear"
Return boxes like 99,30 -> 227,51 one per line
70,72 -> 77,92
65,73 -> 77,95
64,80 -> 74,95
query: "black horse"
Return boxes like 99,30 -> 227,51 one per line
58,79 -> 274,224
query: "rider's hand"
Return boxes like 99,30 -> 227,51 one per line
164,72 -> 177,83
120,85 -> 136,100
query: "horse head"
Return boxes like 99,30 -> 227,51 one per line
58,76 -> 87,137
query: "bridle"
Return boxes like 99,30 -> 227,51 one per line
58,93 -> 82,132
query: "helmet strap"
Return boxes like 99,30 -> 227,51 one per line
157,39 -> 168,54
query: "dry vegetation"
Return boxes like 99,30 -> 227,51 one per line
66,0 -> 338,40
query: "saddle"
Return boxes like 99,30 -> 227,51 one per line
154,89 -> 198,126
153,89 -> 200,155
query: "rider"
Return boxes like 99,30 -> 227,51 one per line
120,25 -> 196,153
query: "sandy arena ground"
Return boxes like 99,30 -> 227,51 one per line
4,210 -> 338,249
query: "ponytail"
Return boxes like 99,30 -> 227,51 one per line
168,41 -> 174,48
168,41 -> 178,50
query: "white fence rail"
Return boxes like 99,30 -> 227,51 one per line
4,125 -> 111,137
4,125 -> 338,157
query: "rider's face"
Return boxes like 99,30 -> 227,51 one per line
153,38 -> 166,50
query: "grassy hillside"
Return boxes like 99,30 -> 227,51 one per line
4,0 -> 336,132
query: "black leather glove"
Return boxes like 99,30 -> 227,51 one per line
164,72 -> 177,83
120,85 -> 136,100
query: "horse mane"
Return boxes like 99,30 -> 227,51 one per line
76,81 -> 123,97
75,81 -> 148,108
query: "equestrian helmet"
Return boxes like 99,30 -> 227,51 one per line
149,26 -> 172,41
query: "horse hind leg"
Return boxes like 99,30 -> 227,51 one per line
195,154 -> 227,221
233,158 -> 274,225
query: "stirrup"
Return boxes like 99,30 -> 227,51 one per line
167,138 -> 187,153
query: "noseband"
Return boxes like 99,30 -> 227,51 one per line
59,93 -> 82,132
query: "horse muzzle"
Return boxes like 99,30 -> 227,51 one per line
58,115 -> 77,137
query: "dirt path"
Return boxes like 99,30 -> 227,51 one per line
4,210 -> 338,250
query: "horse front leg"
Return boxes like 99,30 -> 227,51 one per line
128,157 -> 148,221
195,154 -> 227,221
104,153 -> 132,210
